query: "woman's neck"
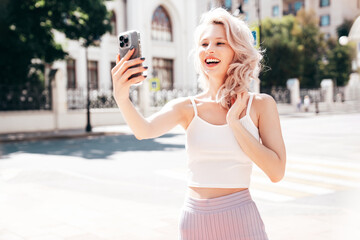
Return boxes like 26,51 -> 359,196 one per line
205,76 -> 224,100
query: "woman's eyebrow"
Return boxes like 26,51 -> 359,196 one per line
200,37 -> 227,41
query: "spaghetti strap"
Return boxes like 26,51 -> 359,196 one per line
189,97 -> 198,116
246,93 -> 254,116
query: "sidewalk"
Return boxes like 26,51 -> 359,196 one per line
1,100 -> 359,143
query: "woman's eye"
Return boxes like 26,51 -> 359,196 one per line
201,43 -> 208,47
217,42 -> 225,45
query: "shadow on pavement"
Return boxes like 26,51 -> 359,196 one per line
0,133 -> 185,160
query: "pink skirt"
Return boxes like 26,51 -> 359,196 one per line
179,189 -> 268,240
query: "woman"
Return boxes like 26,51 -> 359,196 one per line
111,8 -> 286,240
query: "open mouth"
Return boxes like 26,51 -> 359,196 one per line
205,58 -> 221,66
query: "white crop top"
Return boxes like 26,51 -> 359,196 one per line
185,92 -> 260,188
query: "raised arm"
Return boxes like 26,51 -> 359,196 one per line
111,49 -> 187,140
227,92 -> 286,182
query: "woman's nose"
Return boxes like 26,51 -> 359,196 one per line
205,44 -> 215,54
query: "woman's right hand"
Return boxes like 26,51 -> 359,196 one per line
111,47 -> 147,104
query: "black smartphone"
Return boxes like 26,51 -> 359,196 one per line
118,30 -> 142,80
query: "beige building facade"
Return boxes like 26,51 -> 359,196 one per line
221,0 -> 360,38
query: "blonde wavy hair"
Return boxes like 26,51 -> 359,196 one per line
192,8 -> 263,109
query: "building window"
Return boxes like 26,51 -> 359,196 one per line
223,0 -> 232,10
294,1 -> 303,12
152,58 -> 174,90
110,11 -> 117,36
244,0 -> 248,4
110,62 -> 116,90
320,15 -> 330,26
67,59 -> 76,89
272,5 -> 279,17
151,6 -> 172,41
88,60 -> 98,90
320,0 -> 330,7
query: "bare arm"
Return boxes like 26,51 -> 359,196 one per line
111,50 -> 187,140
117,97 -> 187,140
227,92 -> 286,182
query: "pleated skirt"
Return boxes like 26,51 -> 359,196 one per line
179,189 -> 268,240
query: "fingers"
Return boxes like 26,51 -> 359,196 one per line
126,74 -> 147,87
113,47 -> 135,73
112,57 -> 145,78
117,58 -> 145,77
120,47 -> 135,63
120,66 -> 148,82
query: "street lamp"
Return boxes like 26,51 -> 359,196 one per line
339,36 -> 349,46
84,37 -> 101,132
85,46 -> 92,132
256,0 -> 261,45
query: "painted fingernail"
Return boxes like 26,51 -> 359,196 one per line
130,46 -> 134,50
143,75 -> 147,78
144,66 -> 148,69
140,57 -> 145,60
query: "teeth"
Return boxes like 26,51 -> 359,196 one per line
206,58 -> 220,63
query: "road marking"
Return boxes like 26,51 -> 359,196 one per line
154,155 -> 360,203
252,176 -> 334,195
289,157 -> 360,170
154,169 -> 187,182
287,163 -> 360,180
284,171 -> 360,188
250,189 -> 295,202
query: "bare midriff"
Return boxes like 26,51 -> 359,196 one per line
188,187 -> 248,199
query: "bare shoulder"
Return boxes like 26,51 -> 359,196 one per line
162,96 -> 196,127
252,93 -> 277,113
163,96 -> 194,113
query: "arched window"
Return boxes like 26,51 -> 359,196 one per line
110,11 -> 117,36
151,6 -> 172,41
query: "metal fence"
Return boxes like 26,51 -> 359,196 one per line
0,84 -> 52,111
67,88 -> 141,109
261,87 -> 291,104
334,86 -> 346,102
150,88 -> 199,107
300,88 -> 326,103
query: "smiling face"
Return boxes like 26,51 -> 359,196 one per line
198,23 -> 235,84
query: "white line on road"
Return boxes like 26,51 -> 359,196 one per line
289,156 -> 360,170
287,163 -> 360,179
251,176 -> 335,195
154,169 -> 187,182
250,189 -> 295,202
285,171 -> 360,188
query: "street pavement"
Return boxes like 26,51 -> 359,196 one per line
0,112 -> 360,240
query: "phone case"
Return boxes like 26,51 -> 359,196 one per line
118,30 -> 142,59
118,30 -> 142,80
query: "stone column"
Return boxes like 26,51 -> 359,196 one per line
51,69 -> 67,131
286,78 -> 300,106
321,79 -> 334,110
127,0 -> 150,116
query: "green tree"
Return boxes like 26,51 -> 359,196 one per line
260,15 -> 301,89
260,9 -> 328,89
319,39 -> 353,86
294,8 -> 325,88
0,0 -> 111,109
336,19 -> 353,37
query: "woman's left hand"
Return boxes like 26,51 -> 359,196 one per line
226,91 -> 250,124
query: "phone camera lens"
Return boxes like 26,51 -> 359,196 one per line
120,42 -> 124,47
119,36 -> 124,41
124,38 -> 129,43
